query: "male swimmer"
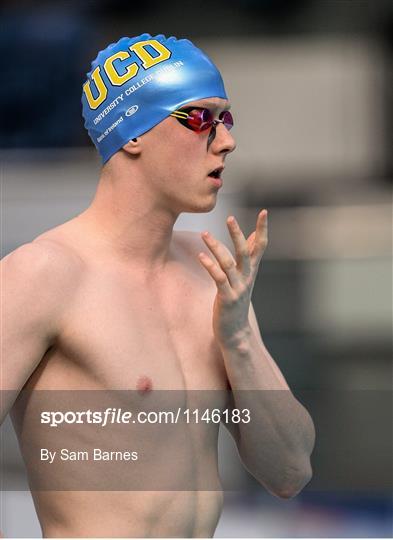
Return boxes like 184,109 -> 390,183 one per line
1,34 -> 315,537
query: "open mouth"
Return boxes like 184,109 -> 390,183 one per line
208,167 -> 224,179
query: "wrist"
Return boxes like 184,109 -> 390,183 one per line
218,324 -> 254,353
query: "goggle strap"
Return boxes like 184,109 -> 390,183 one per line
170,111 -> 190,120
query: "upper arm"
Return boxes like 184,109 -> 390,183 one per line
0,242 -> 79,423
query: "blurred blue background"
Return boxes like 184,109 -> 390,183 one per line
0,0 -> 392,537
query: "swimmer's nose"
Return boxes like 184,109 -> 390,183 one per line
208,124 -> 236,154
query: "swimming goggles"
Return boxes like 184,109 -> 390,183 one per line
170,107 -> 234,133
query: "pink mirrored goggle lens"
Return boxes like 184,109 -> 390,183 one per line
187,108 -> 234,132
219,110 -> 234,131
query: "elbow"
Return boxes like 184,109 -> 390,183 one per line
240,445 -> 314,500
273,461 -> 313,500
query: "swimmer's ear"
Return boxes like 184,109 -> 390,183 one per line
122,138 -> 142,156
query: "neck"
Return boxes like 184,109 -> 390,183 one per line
78,161 -> 178,270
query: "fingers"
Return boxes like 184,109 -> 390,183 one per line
198,252 -> 233,296
249,209 -> 268,264
201,232 -> 242,289
226,216 -> 251,276
199,210 -> 268,291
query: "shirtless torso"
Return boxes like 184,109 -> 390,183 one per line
2,84 -> 313,535
4,215 -> 231,538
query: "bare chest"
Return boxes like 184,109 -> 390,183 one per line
31,267 -> 228,391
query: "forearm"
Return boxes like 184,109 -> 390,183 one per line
220,326 -> 315,496
198,211 -> 314,496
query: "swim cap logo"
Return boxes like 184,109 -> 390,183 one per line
83,39 -> 172,110
125,105 -> 139,117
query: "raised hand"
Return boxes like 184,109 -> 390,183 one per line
198,210 -> 268,347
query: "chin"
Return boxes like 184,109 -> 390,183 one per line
184,197 -> 217,214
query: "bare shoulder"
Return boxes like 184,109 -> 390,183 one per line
2,236 -> 85,297
0,239 -> 85,379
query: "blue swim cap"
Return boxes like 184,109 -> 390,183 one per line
81,33 -> 228,163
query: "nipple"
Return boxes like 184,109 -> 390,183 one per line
136,375 -> 153,394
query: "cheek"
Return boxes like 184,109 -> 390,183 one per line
147,122 -> 207,180
175,134 -> 207,171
